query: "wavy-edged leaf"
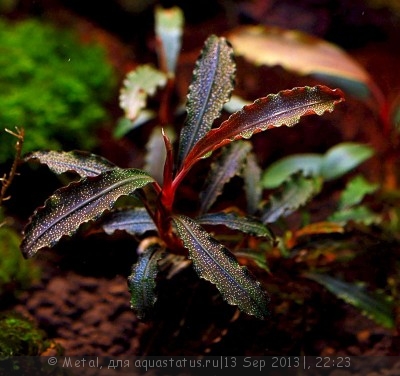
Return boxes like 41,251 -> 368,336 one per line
155,6 -> 184,74
24,150 -> 116,177
262,174 -> 322,224
306,273 -> 395,329
21,168 -> 154,258
144,126 -> 176,185
100,207 -> 156,236
261,154 -> 323,189
338,175 -> 379,209
234,250 -> 270,273
181,86 -> 344,173
128,241 -> 165,319
196,212 -> 273,241
200,141 -> 251,213
328,206 -> 381,226
172,214 -> 269,319
119,65 -> 167,121
177,35 -> 236,169
227,25 -> 384,107
244,152 -> 263,215
320,142 -> 374,181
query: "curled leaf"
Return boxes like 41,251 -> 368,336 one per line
177,35 -> 236,168
24,150 -> 116,177
21,168 -> 154,258
172,214 -> 269,319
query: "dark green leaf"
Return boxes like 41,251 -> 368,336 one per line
320,142 -> 374,181
243,152 -> 262,214
196,212 -> 274,240
181,86 -> 344,173
100,207 -> 156,236
21,168 -> 154,258
306,273 -> 395,329
262,174 -> 322,223
177,35 -> 235,168
172,214 -> 269,319
200,141 -> 251,213
24,150 -> 116,177
128,242 -> 165,319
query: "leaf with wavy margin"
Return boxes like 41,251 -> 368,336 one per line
196,211 -> 274,241
177,35 -> 235,169
180,86 -> 344,174
100,207 -> 156,236
128,242 -> 165,319
172,214 -> 269,319
21,168 -> 154,258
200,141 -> 251,213
24,150 -> 116,177
306,273 -> 395,329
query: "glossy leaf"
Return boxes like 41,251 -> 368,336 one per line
172,214 -> 269,319
177,35 -> 235,169
128,242 -> 165,319
243,152 -> 263,215
262,174 -> 322,224
119,65 -> 167,121
261,154 -> 322,189
196,212 -> 274,240
100,207 -> 156,236
21,169 -> 154,258
155,6 -> 184,74
306,273 -> 395,329
199,141 -> 251,213
320,143 -> 374,181
181,86 -> 344,173
144,126 -> 176,185
227,25 -> 383,105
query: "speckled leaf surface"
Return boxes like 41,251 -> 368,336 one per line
21,168 -> 154,258
177,35 -> 235,169
172,214 -> 269,319
101,207 -> 156,236
128,243 -> 165,319
199,141 -> 251,213
24,150 -> 116,177
196,212 -> 273,241
181,86 -> 344,173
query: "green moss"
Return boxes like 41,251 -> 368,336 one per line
0,18 -> 117,163
0,212 -> 41,297
0,312 -> 59,357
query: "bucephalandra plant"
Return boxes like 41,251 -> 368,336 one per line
20,34 -> 344,319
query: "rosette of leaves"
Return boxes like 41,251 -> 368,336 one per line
20,34 -> 344,320
0,18 -> 116,163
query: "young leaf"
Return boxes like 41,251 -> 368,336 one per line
261,154 -> 323,189
320,143 -> 374,181
306,273 -> 395,329
337,175 -> 379,209
243,152 -> 263,215
199,141 -> 251,213
144,126 -> 176,185
180,86 -> 344,174
328,206 -> 381,226
155,6 -> 184,74
196,212 -> 274,241
24,150 -> 116,177
100,207 -> 156,236
128,242 -> 165,319
262,174 -> 322,224
177,35 -> 236,169
227,25 -> 384,107
172,214 -> 269,319
119,65 -> 167,121
21,168 -> 154,258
